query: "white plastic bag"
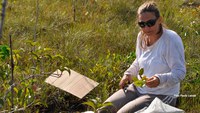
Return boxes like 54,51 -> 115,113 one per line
135,97 -> 184,113
82,111 -> 94,113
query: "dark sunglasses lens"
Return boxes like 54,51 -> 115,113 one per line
138,19 -> 157,28
146,20 -> 156,27
138,22 -> 145,28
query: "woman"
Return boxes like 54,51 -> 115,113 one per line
98,1 -> 186,113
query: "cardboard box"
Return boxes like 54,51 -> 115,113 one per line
45,69 -> 99,99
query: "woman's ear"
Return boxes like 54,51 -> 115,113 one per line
158,16 -> 163,24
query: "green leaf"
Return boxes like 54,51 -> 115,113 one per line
14,87 -> 18,94
43,48 -> 52,51
44,54 -> 53,59
132,76 -> 138,82
0,45 -> 10,60
102,102 -> 113,108
82,101 -> 96,111
139,68 -> 144,75
0,99 -> 4,108
7,98 -> 11,106
53,54 -> 64,60
130,68 -> 147,87
26,40 -> 39,46
134,80 -> 145,87
0,71 -> 6,80
90,99 -> 98,105
18,89 -> 22,98
31,52 -> 40,59
141,75 -> 148,81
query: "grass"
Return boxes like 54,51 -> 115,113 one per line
0,0 -> 199,112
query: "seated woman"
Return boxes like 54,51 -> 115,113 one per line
98,1 -> 186,113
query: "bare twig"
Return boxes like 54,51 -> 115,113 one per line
73,0 -> 76,22
33,0 -> 39,42
32,0 -> 39,66
3,83 -> 16,102
9,34 -> 14,109
0,0 -> 7,39
32,0 -> 39,80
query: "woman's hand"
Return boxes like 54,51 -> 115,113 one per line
146,76 -> 160,88
119,75 -> 132,89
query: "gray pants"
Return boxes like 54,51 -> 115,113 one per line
98,84 -> 177,113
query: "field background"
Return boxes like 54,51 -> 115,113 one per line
0,0 -> 199,112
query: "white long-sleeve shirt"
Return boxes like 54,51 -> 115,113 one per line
124,28 -> 186,95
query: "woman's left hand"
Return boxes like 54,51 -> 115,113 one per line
146,76 -> 160,88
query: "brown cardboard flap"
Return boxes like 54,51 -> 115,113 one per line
45,69 -> 99,99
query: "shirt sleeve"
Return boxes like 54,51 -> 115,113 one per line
155,32 -> 186,86
124,58 -> 140,76
124,33 -> 141,76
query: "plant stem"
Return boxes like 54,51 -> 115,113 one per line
33,0 -> 39,42
9,34 -> 14,109
0,0 -> 7,39
73,0 -> 76,22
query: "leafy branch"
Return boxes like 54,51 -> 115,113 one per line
82,97 -> 113,113
0,39 -> 70,112
132,68 -> 148,87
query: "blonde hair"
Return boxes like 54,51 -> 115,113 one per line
137,1 -> 160,19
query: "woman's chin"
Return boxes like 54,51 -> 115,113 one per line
145,32 -> 153,36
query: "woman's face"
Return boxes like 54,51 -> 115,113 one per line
138,12 -> 161,37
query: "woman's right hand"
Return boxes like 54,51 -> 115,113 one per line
119,74 -> 132,89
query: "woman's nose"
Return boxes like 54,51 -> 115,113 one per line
142,26 -> 151,31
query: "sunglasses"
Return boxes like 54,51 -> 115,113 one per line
138,18 -> 158,28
